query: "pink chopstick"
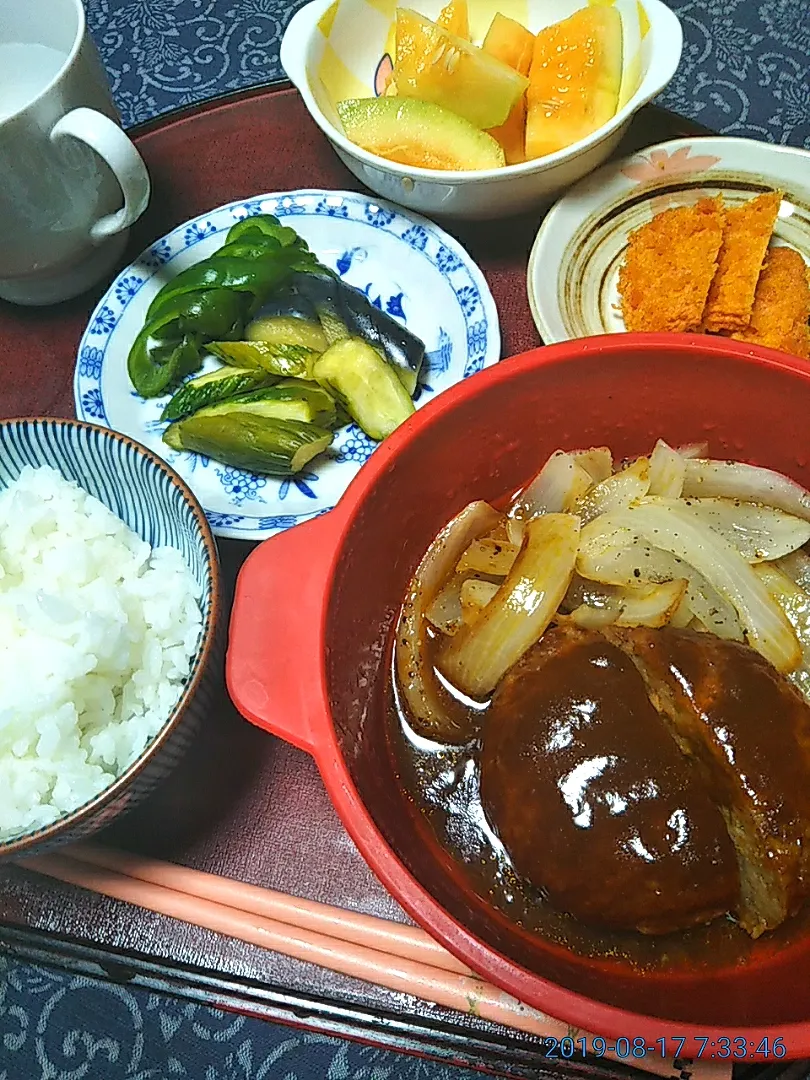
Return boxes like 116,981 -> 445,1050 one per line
73,842 -> 472,976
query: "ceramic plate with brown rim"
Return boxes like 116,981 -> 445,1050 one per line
527,136 -> 810,343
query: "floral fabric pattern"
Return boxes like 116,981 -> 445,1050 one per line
656,0 -> 809,147
0,957 -> 484,1080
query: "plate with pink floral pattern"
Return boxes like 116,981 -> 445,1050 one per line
527,136 -> 810,343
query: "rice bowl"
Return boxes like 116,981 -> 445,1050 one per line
0,418 -> 220,859
0,465 -> 203,841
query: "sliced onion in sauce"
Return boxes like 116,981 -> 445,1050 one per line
683,459 -> 810,521
777,549 -> 810,592
439,514 -> 580,699
509,451 -> 593,519
459,578 -> 500,626
456,536 -> 519,577
577,517 -> 744,641
677,441 -> 709,459
425,574 -> 466,636
648,440 -> 686,498
561,574 -> 620,614
506,516 -> 525,547
573,456 -> 650,525
395,500 -> 501,742
659,495 -> 810,562
589,502 -> 801,672
401,444 -> 810,737
572,446 -> 613,483
754,563 -> 810,703
564,579 -> 688,631
615,579 -> 689,628
669,591 -> 695,629
561,599 -> 623,630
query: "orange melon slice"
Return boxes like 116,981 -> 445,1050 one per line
394,8 -> 528,130
436,0 -> 469,40
483,11 -> 535,72
525,5 -> 623,160
483,13 -> 535,164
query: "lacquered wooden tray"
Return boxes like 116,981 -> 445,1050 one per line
3,82 -> 781,1080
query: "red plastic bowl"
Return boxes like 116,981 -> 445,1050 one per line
227,333 -> 810,1059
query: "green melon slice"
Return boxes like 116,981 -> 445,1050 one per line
337,97 -> 505,171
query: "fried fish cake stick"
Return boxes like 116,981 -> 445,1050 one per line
702,191 -> 782,333
732,246 -> 810,360
618,197 -> 725,333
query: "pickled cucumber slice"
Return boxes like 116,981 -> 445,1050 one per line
208,341 -> 319,379
163,413 -> 333,476
160,365 -> 275,422
195,382 -> 338,429
312,338 -> 415,441
246,314 -> 329,352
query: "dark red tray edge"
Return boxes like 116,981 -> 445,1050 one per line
0,924 -> 640,1080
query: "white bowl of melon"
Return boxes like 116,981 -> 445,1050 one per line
280,0 -> 683,219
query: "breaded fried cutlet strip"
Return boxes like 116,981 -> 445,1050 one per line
618,197 -> 725,333
732,246 -> 810,360
701,190 -> 783,333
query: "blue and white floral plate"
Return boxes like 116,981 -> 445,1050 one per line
74,189 -> 501,540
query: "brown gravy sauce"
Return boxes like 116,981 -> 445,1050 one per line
385,626 -> 810,973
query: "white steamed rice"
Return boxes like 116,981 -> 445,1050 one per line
0,465 -> 203,842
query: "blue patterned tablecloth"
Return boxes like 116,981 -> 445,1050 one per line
2,2 -> 810,1078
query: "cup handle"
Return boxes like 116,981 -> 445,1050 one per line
226,506 -> 348,756
49,107 -> 151,243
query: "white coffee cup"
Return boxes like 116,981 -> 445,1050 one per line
0,0 -> 151,305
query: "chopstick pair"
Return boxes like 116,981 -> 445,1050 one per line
21,845 -> 729,1080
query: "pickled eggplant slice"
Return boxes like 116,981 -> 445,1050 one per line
163,412 -> 333,476
252,289 -> 320,323
193,382 -> 338,428
294,273 -> 350,345
312,338 -> 415,441
160,365 -> 276,421
207,341 -> 319,379
246,314 -> 329,353
292,272 -> 425,394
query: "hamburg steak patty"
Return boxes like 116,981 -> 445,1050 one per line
480,625 -> 739,934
